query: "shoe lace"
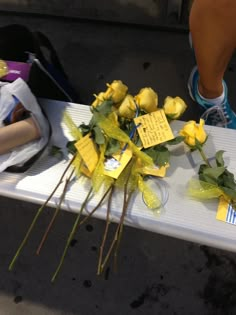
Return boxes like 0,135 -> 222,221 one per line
201,104 -> 230,127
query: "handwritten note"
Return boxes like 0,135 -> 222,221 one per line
134,109 -> 174,148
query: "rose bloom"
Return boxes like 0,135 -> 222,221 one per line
91,92 -> 106,108
118,94 -> 136,119
104,80 -> 128,104
179,119 -> 207,147
134,87 -> 158,113
163,96 -> 187,119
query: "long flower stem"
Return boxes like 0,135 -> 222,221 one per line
78,185 -> 113,227
8,154 -> 77,271
113,191 -> 133,272
97,185 -> 114,275
99,161 -> 134,274
51,187 -> 93,283
36,168 -> 75,255
198,147 -> 211,167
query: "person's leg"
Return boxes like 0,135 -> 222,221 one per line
189,0 -> 236,99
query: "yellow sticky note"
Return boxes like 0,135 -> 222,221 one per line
216,197 -> 236,225
104,148 -> 132,179
134,109 -> 174,148
75,133 -> 99,173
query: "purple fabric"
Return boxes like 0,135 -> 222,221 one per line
2,61 -> 31,82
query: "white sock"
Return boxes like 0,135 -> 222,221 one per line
198,85 -> 225,106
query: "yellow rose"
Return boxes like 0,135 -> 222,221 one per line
134,87 -> 158,113
163,96 -> 187,119
104,80 -> 128,104
118,94 -> 136,119
179,119 -> 207,147
91,92 -> 106,108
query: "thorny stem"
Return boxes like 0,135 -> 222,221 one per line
51,187 -> 93,283
36,168 -> 75,255
8,154 -> 77,271
97,185 -> 115,275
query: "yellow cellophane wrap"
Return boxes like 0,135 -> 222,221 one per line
92,143 -> 114,192
187,179 -> 223,200
138,174 -> 161,210
63,111 -> 83,140
72,153 -> 83,177
115,159 -> 136,192
96,113 -> 153,167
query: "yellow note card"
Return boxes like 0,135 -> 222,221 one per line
104,148 -> 132,179
142,164 -> 169,178
134,109 -> 174,148
216,197 -> 236,225
80,162 -> 92,178
75,133 -> 99,173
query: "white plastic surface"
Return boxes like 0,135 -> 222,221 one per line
1,99 -> 236,252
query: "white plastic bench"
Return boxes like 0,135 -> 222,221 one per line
1,99 -> 236,252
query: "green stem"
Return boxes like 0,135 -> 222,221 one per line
97,185 -> 114,275
36,168 -> 75,255
78,185 -> 112,227
8,154 -> 77,271
198,147 -> 211,167
51,187 -> 93,283
113,191 -> 133,272
100,160 -> 134,274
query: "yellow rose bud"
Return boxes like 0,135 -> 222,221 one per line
104,80 -> 128,104
179,119 -> 207,147
91,92 -> 106,108
118,94 -> 136,119
163,96 -> 187,119
134,87 -> 158,113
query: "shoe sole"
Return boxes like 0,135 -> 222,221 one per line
187,65 -> 198,102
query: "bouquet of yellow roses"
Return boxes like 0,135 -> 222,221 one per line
9,80 -> 188,281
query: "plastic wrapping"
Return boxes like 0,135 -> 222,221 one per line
0,78 -> 50,172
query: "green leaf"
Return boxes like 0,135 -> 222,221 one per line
144,148 -> 158,162
105,138 -> 121,156
66,141 -> 77,154
147,146 -> 170,166
50,146 -> 63,158
221,169 -> 236,189
94,99 -> 113,116
166,136 -> 185,145
93,126 -> 105,145
79,123 -> 90,136
215,150 -> 225,167
199,173 -> 218,185
220,186 -> 236,199
198,164 -> 209,175
156,149 -> 170,166
202,166 -> 226,180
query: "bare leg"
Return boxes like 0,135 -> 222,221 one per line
189,0 -> 236,98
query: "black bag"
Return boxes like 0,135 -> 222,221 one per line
0,23 -> 79,102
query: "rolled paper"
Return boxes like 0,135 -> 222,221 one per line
0,117 -> 41,155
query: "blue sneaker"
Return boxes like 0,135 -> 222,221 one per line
188,66 -> 236,129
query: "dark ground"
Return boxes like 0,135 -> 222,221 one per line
0,11 -> 236,315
